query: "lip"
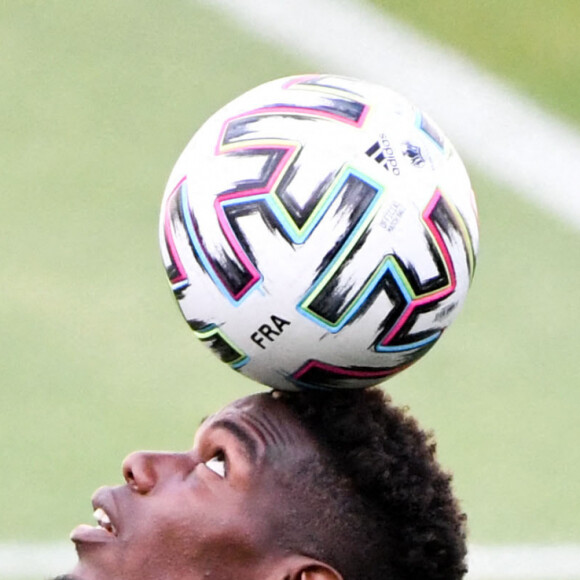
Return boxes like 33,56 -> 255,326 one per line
70,486 -> 119,545
70,523 -> 116,544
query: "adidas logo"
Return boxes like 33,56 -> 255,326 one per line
365,135 -> 400,175
366,136 -> 427,174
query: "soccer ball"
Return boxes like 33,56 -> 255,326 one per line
159,75 -> 478,391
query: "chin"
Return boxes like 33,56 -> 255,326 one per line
67,560 -> 108,580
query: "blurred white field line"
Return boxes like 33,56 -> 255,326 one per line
468,544 -> 580,579
0,542 -> 74,578
199,0 -> 580,231
2,542 -> 580,579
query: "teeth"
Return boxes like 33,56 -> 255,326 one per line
93,507 -> 114,532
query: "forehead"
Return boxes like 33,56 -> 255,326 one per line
196,393 -> 317,461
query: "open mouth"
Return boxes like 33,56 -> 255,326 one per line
93,507 -> 117,536
70,493 -> 119,544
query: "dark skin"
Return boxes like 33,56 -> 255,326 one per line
65,393 -> 342,580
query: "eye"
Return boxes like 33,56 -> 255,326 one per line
204,451 -> 226,478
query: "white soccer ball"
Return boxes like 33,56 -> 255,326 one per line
160,75 -> 479,391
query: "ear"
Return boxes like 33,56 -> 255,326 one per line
274,554 -> 344,580
296,562 -> 344,580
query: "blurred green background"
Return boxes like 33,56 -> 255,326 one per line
1,0 -> 579,577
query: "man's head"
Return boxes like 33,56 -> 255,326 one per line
64,388 -> 467,580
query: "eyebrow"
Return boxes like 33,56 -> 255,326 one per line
211,418 -> 259,463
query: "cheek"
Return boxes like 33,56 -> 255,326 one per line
129,499 -> 203,551
126,494 -> 266,574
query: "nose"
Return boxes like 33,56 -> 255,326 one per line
122,451 -> 194,494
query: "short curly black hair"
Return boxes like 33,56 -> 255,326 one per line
274,387 -> 467,580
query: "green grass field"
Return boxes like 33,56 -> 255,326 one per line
1,0 -> 579,577
372,0 -> 580,125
